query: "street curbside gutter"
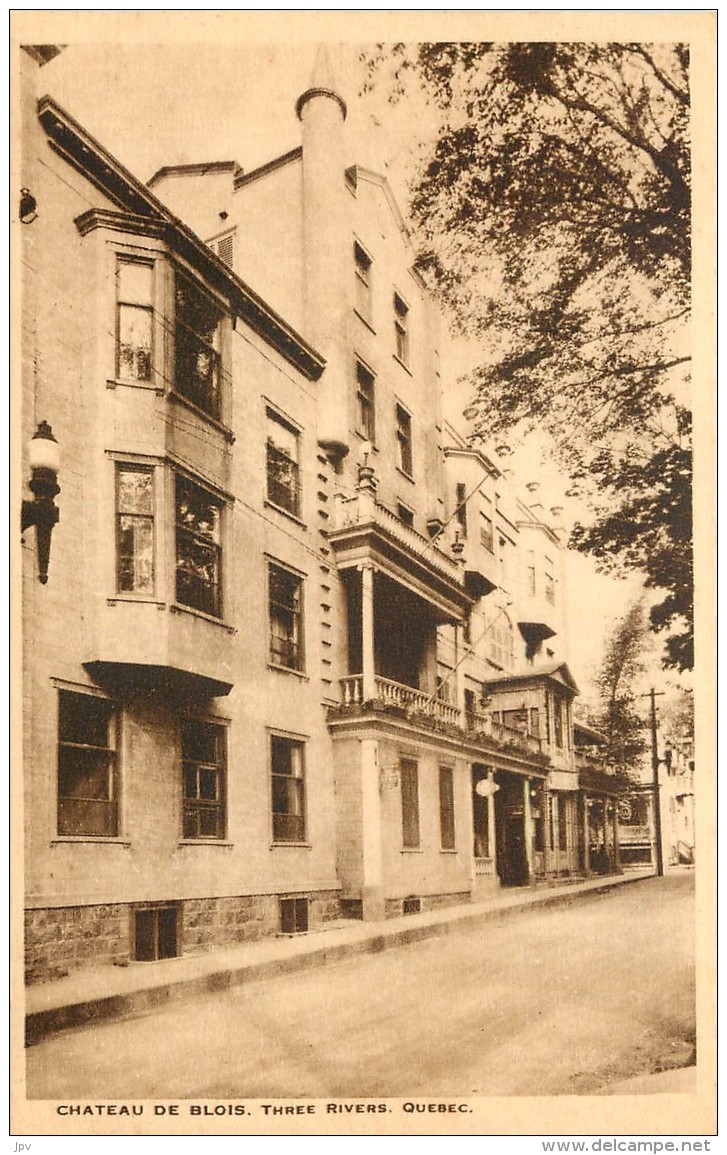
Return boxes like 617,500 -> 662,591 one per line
25,871 -> 655,1046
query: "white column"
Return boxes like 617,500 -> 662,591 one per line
453,624 -> 466,721
360,562 -> 376,701
360,738 -> 385,921
487,769 -> 498,876
582,793 -> 591,875
523,777 -> 535,884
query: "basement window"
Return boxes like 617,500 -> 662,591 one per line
280,897 -> 309,934
134,905 -> 179,961
402,896 -> 422,915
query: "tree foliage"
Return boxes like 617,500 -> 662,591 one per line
590,600 -> 650,776
364,42 -> 693,669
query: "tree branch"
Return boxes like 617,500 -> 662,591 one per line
625,44 -> 690,107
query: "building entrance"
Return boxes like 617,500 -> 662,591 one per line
495,773 -> 530,886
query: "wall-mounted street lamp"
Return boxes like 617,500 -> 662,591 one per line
21,421 -> 60,584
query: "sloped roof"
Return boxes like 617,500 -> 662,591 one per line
485,661 -> 580,695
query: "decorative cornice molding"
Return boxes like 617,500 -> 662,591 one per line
74,208 -> 167,239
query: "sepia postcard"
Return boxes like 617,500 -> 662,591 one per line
10,9 -> 716,1142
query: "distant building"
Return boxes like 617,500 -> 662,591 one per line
21,45 -> 627,984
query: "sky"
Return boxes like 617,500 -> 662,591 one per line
25,35 -> 685,706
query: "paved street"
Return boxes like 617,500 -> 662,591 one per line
26,873 -> 694,1099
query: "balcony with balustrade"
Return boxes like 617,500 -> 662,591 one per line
333,670 -> 550,768
327,478 -> 474,625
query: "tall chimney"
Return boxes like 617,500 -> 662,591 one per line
296,46 -> 350,461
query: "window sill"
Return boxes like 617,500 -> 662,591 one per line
392,354 -> 412,376
178,840 -> 234,848
169,390 -> 235,444
353,309 -> 376,335
396,466 -> 415,485
107,378 -> 163,395
51,837 -> 131,846
107,595 -> 166,608
170,602 -> 235,634
270,841 -> 311,850
267,663 -> 309,681
400,847 -> 424,854
440,848 -> 459,855
264,500 -> 307,529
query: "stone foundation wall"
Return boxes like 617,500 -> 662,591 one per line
25,890 -> 342,984
25,904 -> 129,984
384,891 -> 471,919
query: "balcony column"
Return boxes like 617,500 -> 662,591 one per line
360,562 -> 376,702
453,623 -> 466,721
487,769 -> 498,877
523,777 -> 535,885
360,737 -> 385,921
582,793 -> 591,876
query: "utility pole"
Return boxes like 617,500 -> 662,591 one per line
646,688 -> 665,877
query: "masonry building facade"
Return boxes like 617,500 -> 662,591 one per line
20,47 -> 622,984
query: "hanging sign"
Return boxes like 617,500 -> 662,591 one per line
475,778 -> 500,798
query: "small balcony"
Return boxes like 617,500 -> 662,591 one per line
328,487 -> 472,624
340,673 -> 461,726
335,675 -> 548,763
466,708 -> 545,758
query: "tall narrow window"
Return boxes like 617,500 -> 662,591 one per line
266,409 -> 301,517
269,563 -> 304,671
545,570 -> 555,605
354,241 -> 372,323
480,498 -> 494,552
58,691 -> 118,837
455,483 -> 468,537
174,270 -> 224,419
400,758 -> 420,848
396,404 -> 413,477
271,735 -> 306,842
394,292 -> 409,363
175,475 -> 222,618
554,695 -> 564,748
116,465 -> 154,595
490,614 -> 515,670
559,796 -> 568,851
439,766 -> 456,850
182,720 -> 226,839
117,260 -> 153,381
356,361 -> 376,441
527,551 -> 537,597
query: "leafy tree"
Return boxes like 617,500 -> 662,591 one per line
363,42 -> 692,669
590,600 -> 650,776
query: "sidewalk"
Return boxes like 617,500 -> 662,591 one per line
26,869 -> 655,1045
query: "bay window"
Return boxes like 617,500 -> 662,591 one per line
174,270 -> 224,420
175,475 -> 223,618
116,465 -> 155,595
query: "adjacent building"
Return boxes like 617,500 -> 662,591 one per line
20,46 -> 624,985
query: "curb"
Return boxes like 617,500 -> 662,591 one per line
25,871 -> 655,1046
